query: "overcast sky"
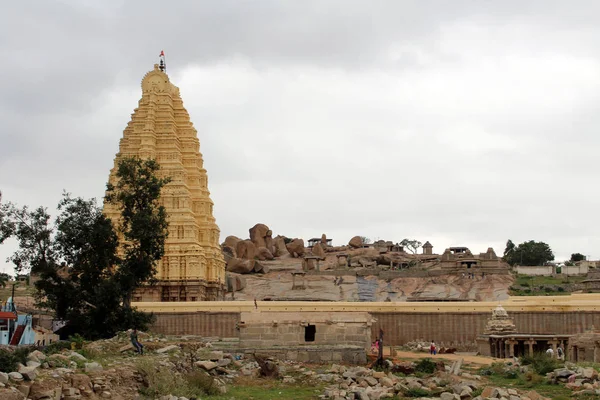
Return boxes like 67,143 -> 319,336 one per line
2,0 -> 600,274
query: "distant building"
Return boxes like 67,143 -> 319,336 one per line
439,247 -> 508,273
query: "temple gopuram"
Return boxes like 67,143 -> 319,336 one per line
104,58 -> 226,302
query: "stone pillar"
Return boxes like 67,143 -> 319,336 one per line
506,339 -> 518,358
525,339 -> 536,356
548,339 -> 559,357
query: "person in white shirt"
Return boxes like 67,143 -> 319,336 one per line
546,347 -> 554,357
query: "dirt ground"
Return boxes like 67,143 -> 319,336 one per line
381,349 -> 496,366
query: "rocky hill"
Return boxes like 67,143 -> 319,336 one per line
224,224 -> 513,302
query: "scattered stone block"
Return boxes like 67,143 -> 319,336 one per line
194,361 -> 217,371
8,372 -> 24,382
84,362 -> 103,373
156,345 -> 179,354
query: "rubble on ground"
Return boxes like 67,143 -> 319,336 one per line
1,332 -> 597,399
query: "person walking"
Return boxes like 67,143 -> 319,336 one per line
430,341 -> 437,355
130,329 -> 144,355
557,345 -> 564,361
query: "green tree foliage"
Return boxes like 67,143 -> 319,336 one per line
400,239 -> 422,254
0,273 -> 10,288
0,158 -> 170,339
105,158 -> 170,308
503,240 -> 554,266
570,253 -> 585,262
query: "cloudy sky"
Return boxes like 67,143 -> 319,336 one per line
2,0 -> 600,273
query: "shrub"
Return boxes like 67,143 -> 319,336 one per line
521,282 -> 530,287
404,388 -> 430,397
137,359 -> 219,398
414,358 -> 436,374
521,353 -> 560,375
44,341 -> 71,355
0,347 -> 30,373
557,287 -> 565,292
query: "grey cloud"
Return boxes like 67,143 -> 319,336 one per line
3,1 -> 600,273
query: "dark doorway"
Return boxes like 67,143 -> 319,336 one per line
304,324 -> 316,342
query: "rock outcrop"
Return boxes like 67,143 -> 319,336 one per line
257,247 -> 275,261
236,240 -> 257,260
312,243 -> 325,259
273,235 -> 288,257
286,239 -> 305,258
348,236 -> 364,248
249,224 -> 270,250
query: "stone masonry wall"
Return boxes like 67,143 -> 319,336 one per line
151,310 -> 600,348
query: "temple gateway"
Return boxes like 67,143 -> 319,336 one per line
104,61 -> 226,302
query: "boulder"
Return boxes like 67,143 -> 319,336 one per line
312,243 -> 325,259
348,236 -> 364,248
249,224 -> 270,249
236,240 -> 257,260
321,234 -> 328,246
226,273 -> 247,292
156,345 -> 179,354
253,261 -> 269,274
265,231 -> 274,254
0,372 -> 8,384
222,236 -> 242,253
286,238 -> 305,258
226,258 -> 255,274
257,247 -> 274,261
273,236 -> 288,257
222,245 -> 235,259
195,361 -> 218,371
18,366 -> 37,381
8,372 -> 23,382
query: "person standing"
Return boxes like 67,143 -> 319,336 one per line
557,345 -> 564,361
130,329 -> 144,355
546,346 -> 554,358
430,341 -> 437,355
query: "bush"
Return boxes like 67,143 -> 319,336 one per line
521,353 -> 560,375
137,359 -> 219,398
404,388 -> 430,397
43,341 -> 71,355
414,358 -> 436,374
0,347 -> 30,373
557,287 -> 565,292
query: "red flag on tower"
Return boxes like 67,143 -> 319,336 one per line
160,50 -> 165,57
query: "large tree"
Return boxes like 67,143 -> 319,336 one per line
400,239 -> 422,254
0,157 -> 170,338
503,240 -> 554,266
570,253 -> 586,262
105,158 -> 170,308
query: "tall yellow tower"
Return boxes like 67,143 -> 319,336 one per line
104,62 -> 226,301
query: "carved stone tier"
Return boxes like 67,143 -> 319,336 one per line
104,64 -> 226,301
484,305 -> 517,335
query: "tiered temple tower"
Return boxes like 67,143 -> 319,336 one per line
104,63 -> 226,301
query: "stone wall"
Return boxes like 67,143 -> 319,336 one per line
152,312 -> 239,337
371,311 -> 600,347
152,309 -> 600,349
515,266 -> 554,276
238,311 -> 371,349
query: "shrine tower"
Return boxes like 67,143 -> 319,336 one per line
104,60 -> 226,301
